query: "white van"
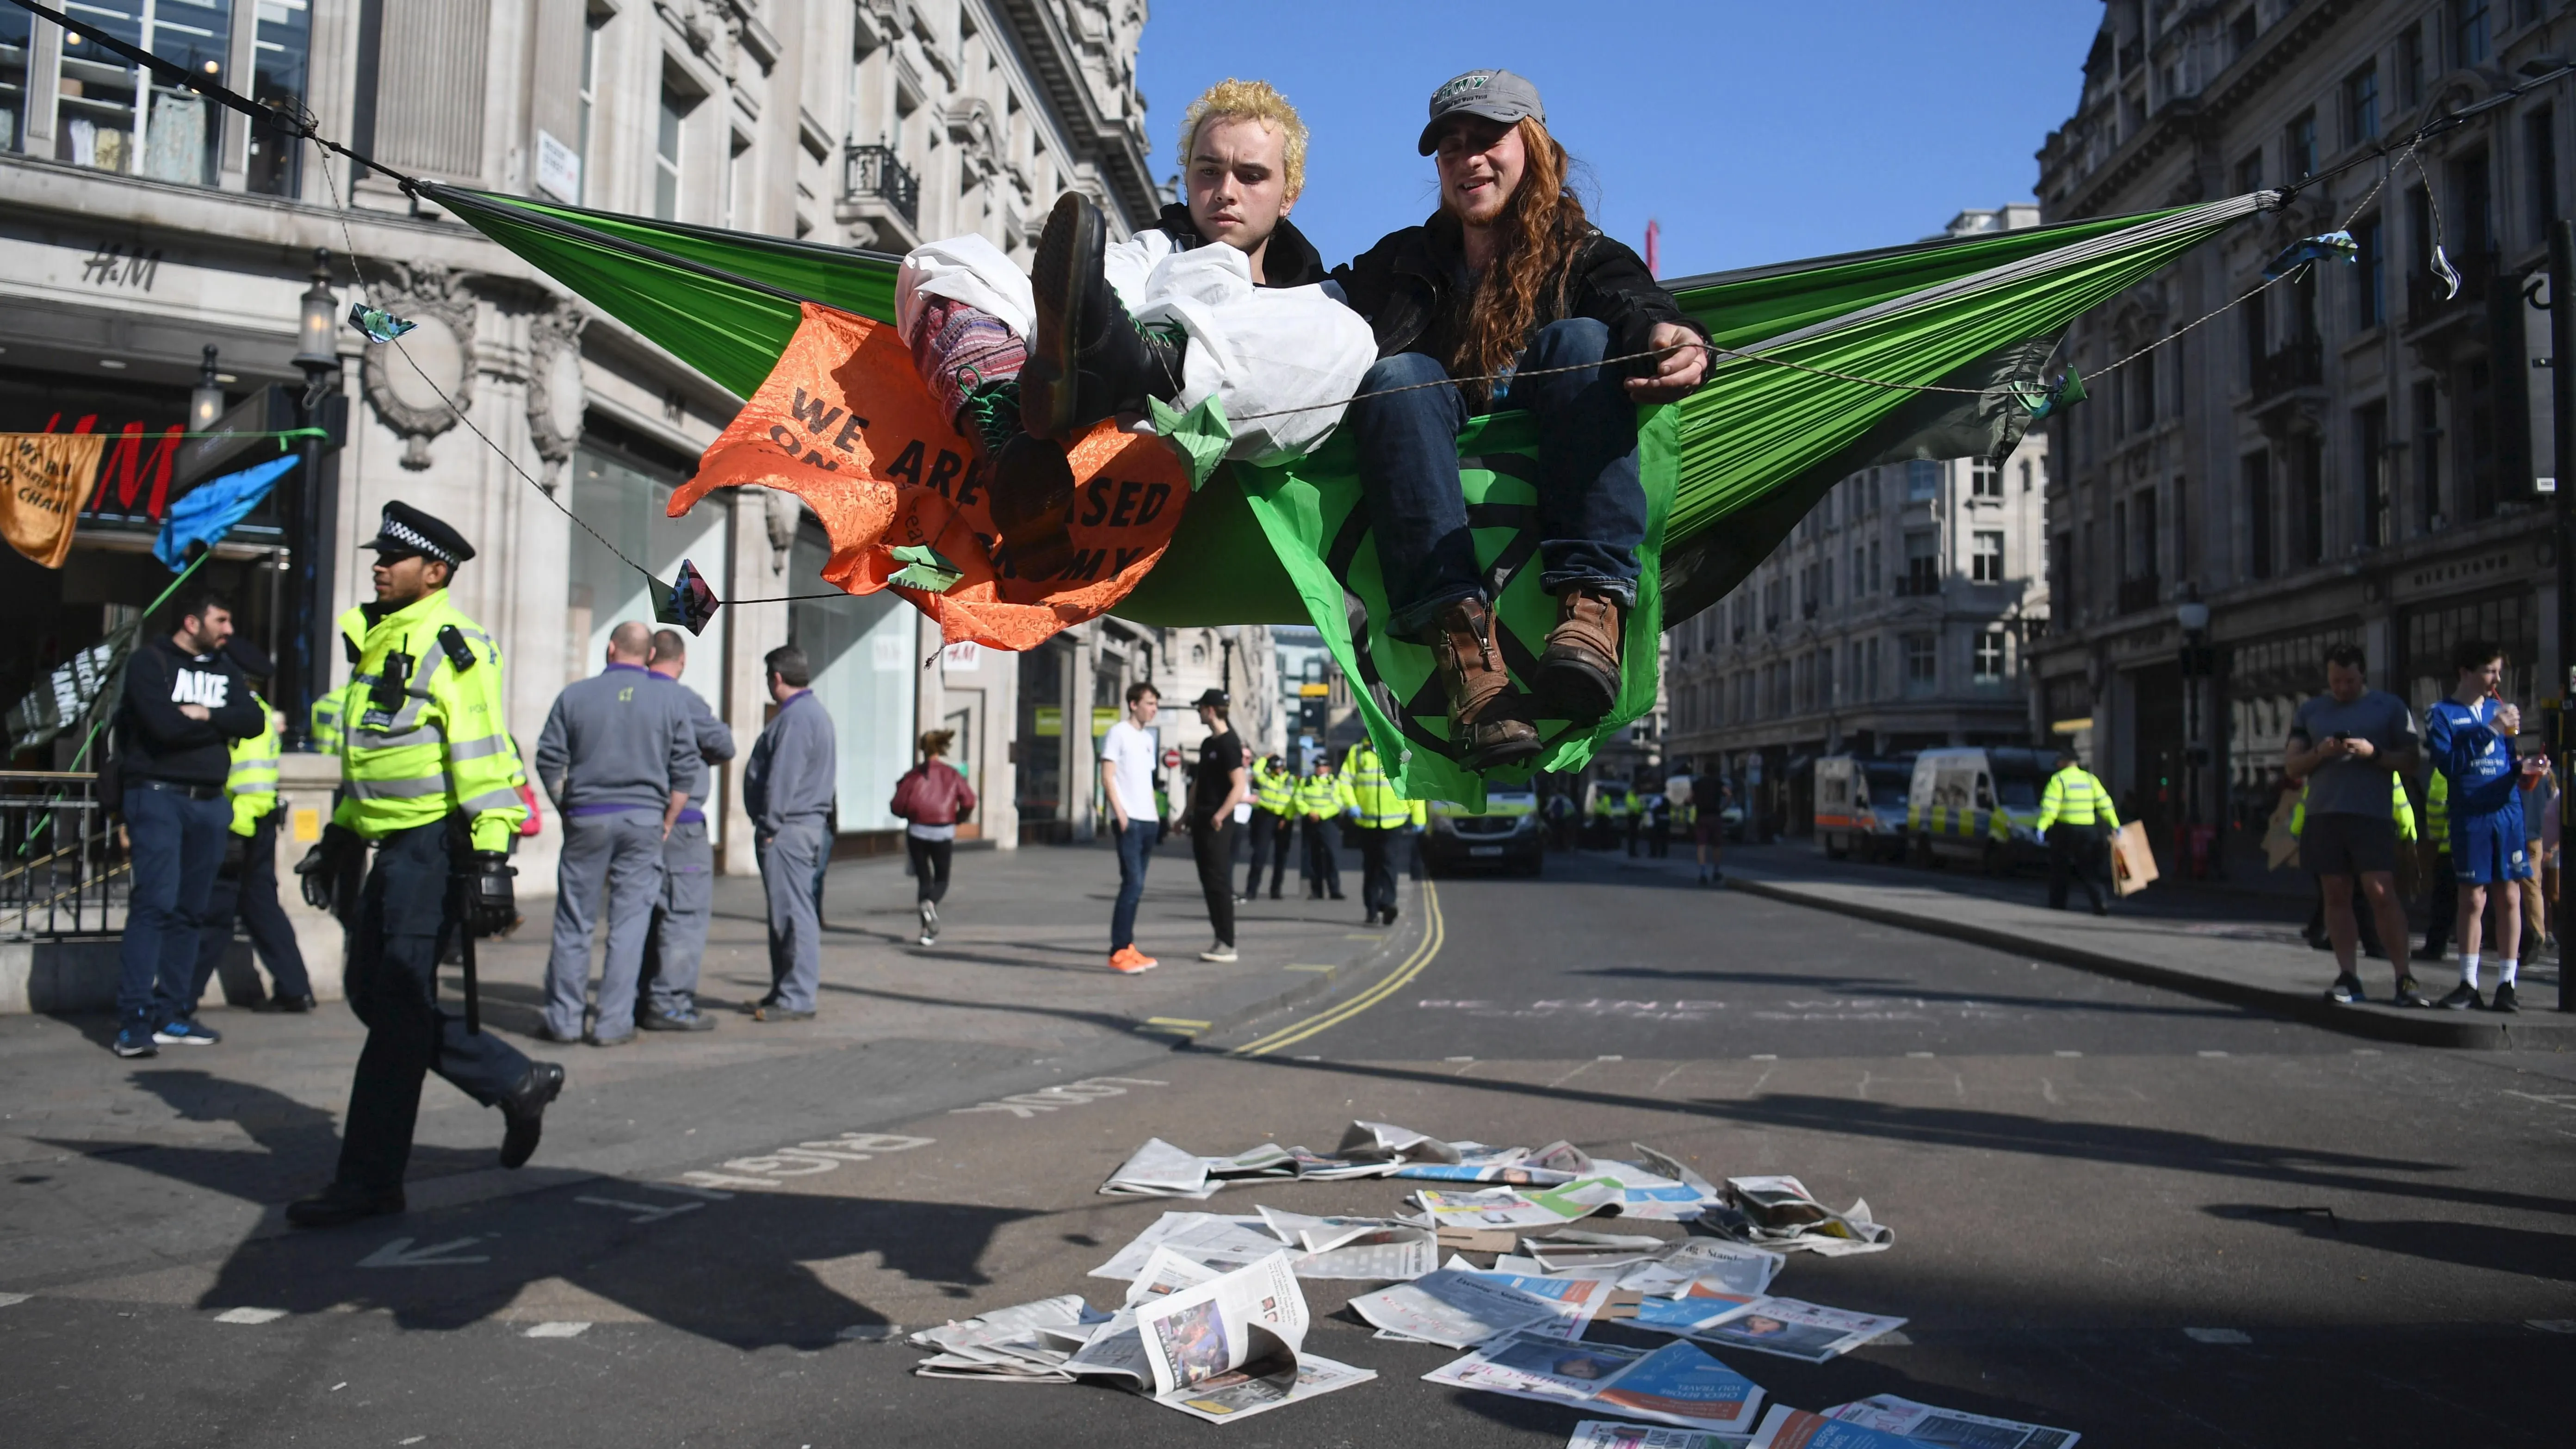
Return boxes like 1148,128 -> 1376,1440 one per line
1905,747 -> 2052,873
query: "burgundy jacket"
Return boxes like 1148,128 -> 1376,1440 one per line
891,759 -> 975,826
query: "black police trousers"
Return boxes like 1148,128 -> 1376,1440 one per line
2046,824 -> 2111,911
1243,810 -> 1291,898
334,820 -> 533,1193
1349,824 -> 1398,917
1301,817 -> 1342,896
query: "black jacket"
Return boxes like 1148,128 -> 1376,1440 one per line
1147,202 -> 1329,289
1329,211 -> 1709,379
113,635 -> 262,787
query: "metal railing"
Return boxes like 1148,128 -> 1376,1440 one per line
2,772 -> 127,940
2251,337 -> 2322,400
843,143 -> 921,228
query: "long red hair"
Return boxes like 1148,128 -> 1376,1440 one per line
1453,118 -> 1593,398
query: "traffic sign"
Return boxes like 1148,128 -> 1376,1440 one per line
1162,748 -> 1183,769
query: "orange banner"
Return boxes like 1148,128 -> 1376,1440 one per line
1,432 -> 104,569
672,302 -> 1190,651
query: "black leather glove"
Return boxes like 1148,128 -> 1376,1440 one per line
464,851 -> 517,937
295,823 -> 359,912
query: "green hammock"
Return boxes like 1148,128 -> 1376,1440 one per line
421,184 -> 2268,803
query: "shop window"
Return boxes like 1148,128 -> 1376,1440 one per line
248,0 -> 312,197
0,4 -> 28,152
57,0 -> 236,186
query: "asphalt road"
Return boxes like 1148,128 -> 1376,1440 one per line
4,845 -> 2570,1448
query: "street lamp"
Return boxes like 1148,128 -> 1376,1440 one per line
189,345 -> 224,433
284,248 -> 340,750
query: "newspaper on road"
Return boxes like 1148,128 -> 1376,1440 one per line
1683,1296 -> 1908,1363
1716,1177 -> 1894,1255
1096,1126 -> 1735,1209
1090,1213 -> 1291,1281
1524,1229 -> 1672,1274
1748,1405 -> 1920,1449
1568,1421 -> 1754,1449
1099,1139 -> 1312,1199
907,1295 -> 1114,1381
1425,1331 -> 1767,1435
1348,1267 -> 1564,1348
1411,1179 -> 1630,1231
1620,1238 -> 1787,1300
1820,1394 -> 2081,1448
1064,1251 -> 1373,1423
1254,1206 -> 1440,1280
1451,1265 -> 1624,1342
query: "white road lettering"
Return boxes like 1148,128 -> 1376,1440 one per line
359,1236 -> 492,1268
950,1076 -> 1169,1118
575,1196 -> 706,1224
679,1131 -> 935,1191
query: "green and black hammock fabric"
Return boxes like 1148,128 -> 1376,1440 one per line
419,182 -> 2273,805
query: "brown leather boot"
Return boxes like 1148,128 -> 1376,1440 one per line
1537,588 -> 1623,724
1431,597 -> 1541,771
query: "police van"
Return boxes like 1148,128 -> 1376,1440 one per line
1424,788 -> 1543,876
1904,747 -> 2052,874
1814,754 -> 1913,861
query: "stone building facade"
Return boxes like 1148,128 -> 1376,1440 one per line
1663,207 -> 2055,830
0,0 -> 1202,882
2031,0 -> 2570,869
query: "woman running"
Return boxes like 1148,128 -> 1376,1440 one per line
890,729 -> 975,946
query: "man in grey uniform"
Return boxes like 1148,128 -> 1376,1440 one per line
634,627 -> 735,1032
533,621 -> 704,1045
743,645 -> 836,1022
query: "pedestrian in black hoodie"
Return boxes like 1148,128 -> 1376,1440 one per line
111,588 -> 261,1057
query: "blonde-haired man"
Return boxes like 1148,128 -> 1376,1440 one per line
898,79 -> 1375,573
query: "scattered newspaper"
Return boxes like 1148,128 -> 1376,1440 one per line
1620,1239 -> 1787,1300
1451,1266 -> 1622,1342
1412,1179 -> 1630,1230
1684,1296 -> 1908,1363
1821,1395 -> 2080,1449
1348,1267 -> 1564,1348
1255,1207 -> 1439,1280
907,1296 -> 1114,1381
1096,1125 -> 1734,1210
1090,1213 -> 1291,1281
1749,1405 -> 1919,1449
1569,1421 -> 1752,1449
1099,1139 -> 1313,1199
1713,1177 -> 1894,1255
1425,1331 -> 1767,1435
1064,1251 -> 1374,1424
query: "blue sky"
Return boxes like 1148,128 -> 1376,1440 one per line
1133,1 -> 2106,280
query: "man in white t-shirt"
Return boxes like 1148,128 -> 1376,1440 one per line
1099,682 -> 1164,973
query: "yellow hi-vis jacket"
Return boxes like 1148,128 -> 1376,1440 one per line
1253,759 -> 1296,815
226,694 -> 282,837
1294,772 -> 1340,820
2426,770 -> 2450,853
2288,774 -> 2416,839
308,605 -> 372,755
2034,766 -> 2118,830
1339,743 -> 1409,829
334,589 -> 527,851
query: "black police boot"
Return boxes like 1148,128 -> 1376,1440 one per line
497,1061 -> 565,1170
958,379 -> 1080,580
285,1181 -> 405,1229
1022,193 -> 1186,440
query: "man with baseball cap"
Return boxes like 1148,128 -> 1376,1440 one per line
288,502 -> 564,1228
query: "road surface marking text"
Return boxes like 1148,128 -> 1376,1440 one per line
360,1236 -> 492,1269
950,1077 -> 1170,1119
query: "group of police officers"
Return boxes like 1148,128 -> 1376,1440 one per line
1238,743 -> 1425,924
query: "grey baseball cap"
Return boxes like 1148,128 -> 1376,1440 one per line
1418,69 -> 1546,155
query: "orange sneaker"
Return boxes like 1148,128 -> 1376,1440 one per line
1108,946 -> 1159,974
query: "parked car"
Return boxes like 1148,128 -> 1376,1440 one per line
1424,788 -> 1543,876
1905,747 -> 2051,874
1814,754 -> 1914,861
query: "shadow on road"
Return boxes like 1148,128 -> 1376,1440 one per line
2205,1203 -> 2576,1283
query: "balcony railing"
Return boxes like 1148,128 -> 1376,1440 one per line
2,773 -> 127,941
2251,337 -> 2322,401
842,143 -> 920,229
2405,248 -> 2496,327
1893,573 -> 1941,596
2116,574 -> 2162,615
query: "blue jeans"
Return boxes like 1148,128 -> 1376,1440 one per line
1350,317 -> 1648,638
1110,820 -> 1158,951
118,785 -> 230,1027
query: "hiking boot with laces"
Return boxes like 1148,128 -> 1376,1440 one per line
1430,596 -> 1539,771
957,379 -> 1081,581
1537,588 -> 1624,724
1022,193 -> 1186,439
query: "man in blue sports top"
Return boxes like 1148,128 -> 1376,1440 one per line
2425,638 -> 2533,1013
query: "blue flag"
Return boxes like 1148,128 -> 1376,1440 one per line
154,454 -> 298,571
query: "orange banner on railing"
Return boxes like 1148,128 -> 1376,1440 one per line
670,302 -> 1189,651
2,432 -> 104,569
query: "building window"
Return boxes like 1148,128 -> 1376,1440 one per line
2414,378 -> 2444,530
2357,401 -> 2390,549
1868,538 -> 1881,592
2229,8 -> 2256,59
248,0 -> 314,197
2243,451 -> 2274,579
1973,630 -> 2007,683
1822,557 -> 1835,607
0,6 -> 25,153
2287,110 -> 2318,181
2343,63 -> 2379,146
2020,459 -> 2037,492
1902,634 -> 1937,694
2050,531 -> 2072,609
1971,530 -> 2005,583
1906,459 -> 1942,503
1864,638 -> 1882,700
2399,24 -> 2427,106
1970,458 -> 2001,499
1902,531 -> 1938,594
2528,107 -> 2560,240
655,81 -> 687,220
2456,0 -> 2491,68
2353,212 -> 2384,329
726,130 -> 753,229
56,0 -> 235,186
576,8 -> 601,203
1851,545 -> 1868,596
2234,150 -> 2263,194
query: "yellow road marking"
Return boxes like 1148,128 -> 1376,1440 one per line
1233,882 -> 1444,1058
